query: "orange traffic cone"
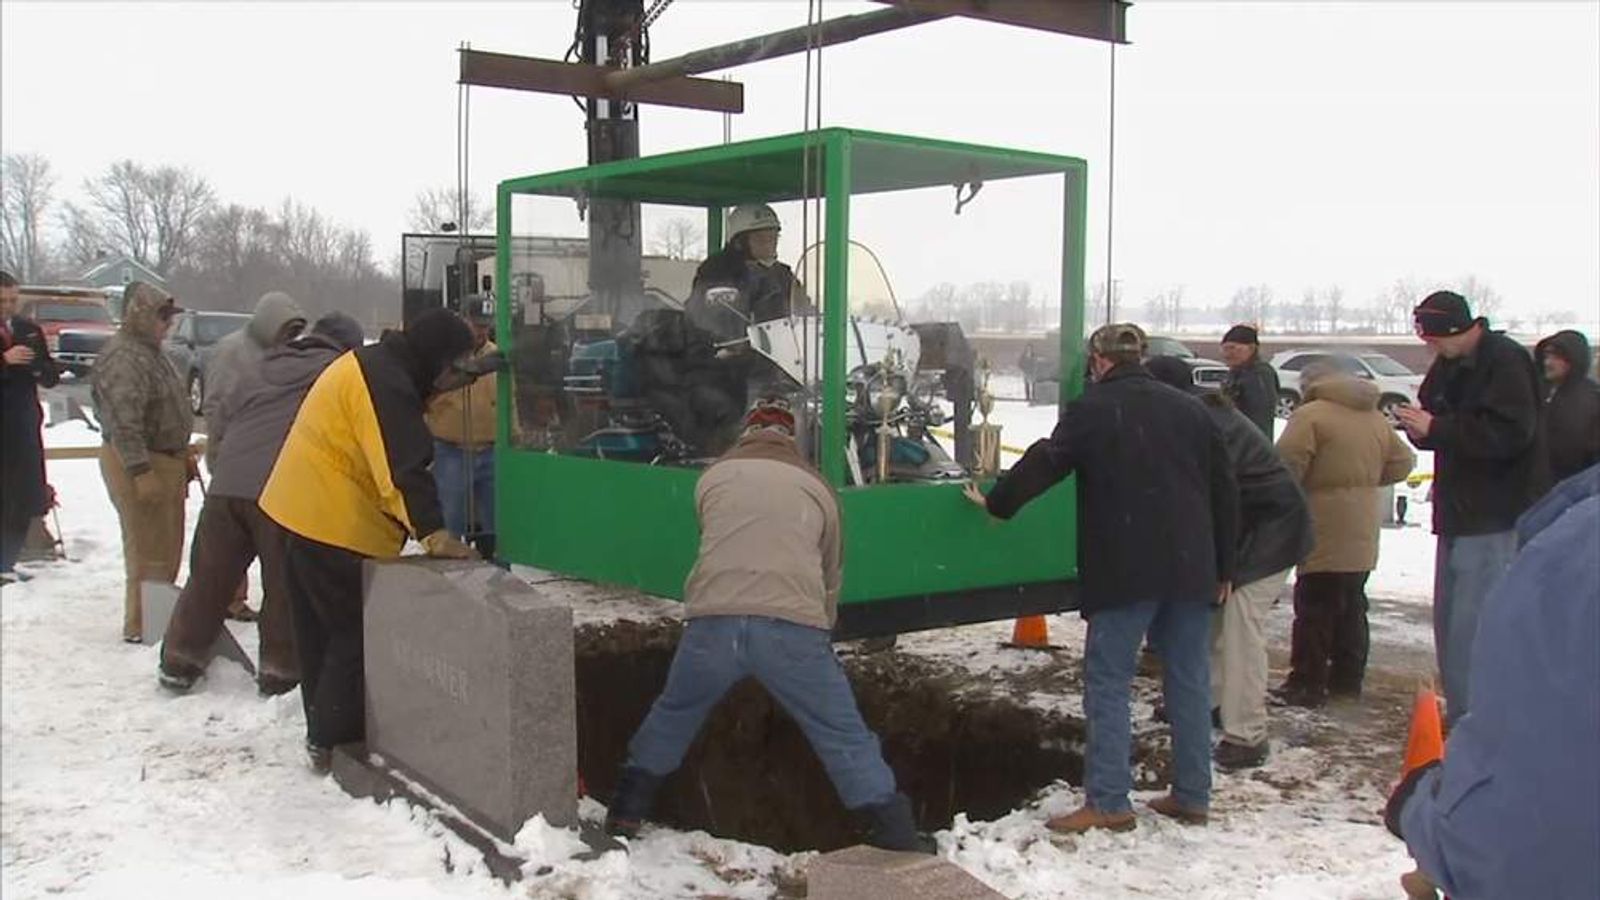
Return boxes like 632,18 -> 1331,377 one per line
1002,615 -> 1057,651
1402,686 -> 1446,777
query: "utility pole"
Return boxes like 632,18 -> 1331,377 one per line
582,0 -> 645,327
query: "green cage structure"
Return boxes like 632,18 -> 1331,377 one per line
494,128 -> 1088,637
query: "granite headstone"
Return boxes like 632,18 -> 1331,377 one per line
362,558 -> 577,840
143,580 -> 257,675
808,845 -> 1007,900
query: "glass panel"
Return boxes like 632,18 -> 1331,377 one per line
195,314 -> 248,344
1361,353 -> 1414,376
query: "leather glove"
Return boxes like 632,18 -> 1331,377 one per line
133,470 -> 164,504
1384,759 -> 1441,839
185,453 -> 202,483
421,530 -> 478,560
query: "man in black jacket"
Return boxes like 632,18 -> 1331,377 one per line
1148,356 -> 1311,770
965,324 -> 1238,834
1534,329 -> 1600,485
1394,290 -> 1542,727
1220,324 -> 1280,439
1,270 -> 59,583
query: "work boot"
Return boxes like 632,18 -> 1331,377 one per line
1147,794 -> 1209,826
1045,803 -> 1136,835
258,674 -> 300,697
1213,739 -> 1269,771
157,661 -> 201,694
306,742 -> 332,775
226,600 -> 259,623
856,793 -> 935,853
603,767 -> 665,839
1269,683 -> 1326,709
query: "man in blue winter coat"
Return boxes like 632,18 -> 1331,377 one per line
1385,464 -> 1600,900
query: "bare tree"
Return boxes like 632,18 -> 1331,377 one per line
648,216 -> 705,261
1090,280 -> 1123,324
1226,284 -> 1273,329
408,186 -> 493,234
915,282 -> 959,322
1141,287 -> 1184,333
82,160 -> 213,275
0,153 -> 55,280
1454,274 -> 1503,321
56,202 -> 107,269
1324,284 -> 1344,334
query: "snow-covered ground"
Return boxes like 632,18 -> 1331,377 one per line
3,400 -> 1439,899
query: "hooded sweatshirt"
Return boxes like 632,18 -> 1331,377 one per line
203,291 -> 306,469
1276,374 -> 1416,573
208,331 -> 351,500
91,282 -> 194,475
683,429 -> 843,629
1534,329 -> 1600,484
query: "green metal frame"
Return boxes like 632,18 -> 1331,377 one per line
496,128 -> 1087,617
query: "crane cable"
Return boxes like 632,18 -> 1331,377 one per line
799,0 -> 824,409
1104,41 -> 1118,325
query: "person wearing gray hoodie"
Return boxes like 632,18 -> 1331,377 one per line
159,312 -> 364,695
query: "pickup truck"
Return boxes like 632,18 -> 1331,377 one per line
19,291 -> 117,376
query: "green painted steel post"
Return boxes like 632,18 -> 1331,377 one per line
706,205 -> 724,251
1060,165 -> 1089,404
497,185 -> 512,446
821,132 -> 851,487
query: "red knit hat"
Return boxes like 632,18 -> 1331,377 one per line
743,395 -> 796,435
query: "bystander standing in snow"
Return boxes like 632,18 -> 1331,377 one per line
966,323 -> 1238,833
1147,355 -> 1311,770
1272,363 -> 1416,709
158,312 -> 364,696
424,295 -> 499,558
604,396 -> 930,853
1,270 -> 60,585
200,290 -> 305,623
90,282 -> 196,642
1219,324 -> 1280,439
1386,464 -> 1599,900
1533,329 -> 1600,486
1394,290 -> 1542,727
258,308 -> 478,772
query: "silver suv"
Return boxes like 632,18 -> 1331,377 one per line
1270,349 -> 1421,422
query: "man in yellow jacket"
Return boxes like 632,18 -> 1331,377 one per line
259,307 -> 478,771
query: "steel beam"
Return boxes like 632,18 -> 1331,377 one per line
458,49 -> 745,113
603,6 -> 942,91
867,0 -> 1129,44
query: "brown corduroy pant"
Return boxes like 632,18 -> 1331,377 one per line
99,445 -> 187,640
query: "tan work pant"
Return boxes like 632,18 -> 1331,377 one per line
1210,568 -> 1292,748
99,445 -> 187,640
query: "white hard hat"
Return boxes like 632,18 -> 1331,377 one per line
726,204 -> 781,242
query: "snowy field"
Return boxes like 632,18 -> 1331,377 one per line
2,395 -> 1439,899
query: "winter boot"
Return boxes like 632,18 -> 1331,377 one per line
157,659 -> 203,694
1147,793 -> 1209,826
604,767 -> 665,839
856,793 -> 936,853
1213,739 -> 1269,771
306,742 -> 333,775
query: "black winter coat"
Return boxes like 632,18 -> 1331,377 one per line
985,364 -> 1239,616
685,246 -> 802,342
1416,329 -> 1544,536
1203,394 -> 1312,585
1534,330 -> 1600,485
1,316 -> 59,518
1225,358 -> 1280,439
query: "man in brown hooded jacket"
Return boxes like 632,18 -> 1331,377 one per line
1274,363 -> 1416,706
91,282 -> 196,642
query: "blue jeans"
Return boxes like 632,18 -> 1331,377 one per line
1085,600 -> 1213,813
431,441 -> 494,539
1434,532 -> 1517,727
626,615 -> 898,811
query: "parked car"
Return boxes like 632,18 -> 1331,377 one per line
19,292 -> 117,376
1270,349 -> 1422,422
163,310 -> 251,413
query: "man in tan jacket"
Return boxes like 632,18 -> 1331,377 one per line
602,397 -> 928,853
1274,364 -> 1416,706
424,299 -> 498,556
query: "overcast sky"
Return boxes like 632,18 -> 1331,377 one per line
3,1 -> 1597,325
